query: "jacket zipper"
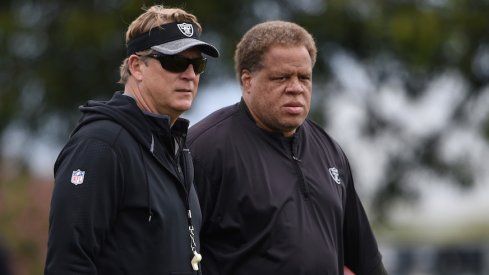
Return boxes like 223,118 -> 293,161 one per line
151,143 -> 202,272
290,138 -> 310,200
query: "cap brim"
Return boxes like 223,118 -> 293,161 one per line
151,38 -> 219,57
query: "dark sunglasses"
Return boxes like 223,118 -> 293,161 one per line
148,53 -> 207,74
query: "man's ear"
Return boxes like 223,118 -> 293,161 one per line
128,55 -> 144,81
241,69 -> 252,93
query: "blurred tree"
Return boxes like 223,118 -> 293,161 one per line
1,0 -> 489,222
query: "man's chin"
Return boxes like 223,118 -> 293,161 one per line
175,101 -> 193,112
282,117 -> 306,129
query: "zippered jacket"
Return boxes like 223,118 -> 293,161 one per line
45,91 -> 202,275
188,99 -> 386,275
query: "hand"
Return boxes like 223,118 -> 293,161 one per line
344,266 -> 355,275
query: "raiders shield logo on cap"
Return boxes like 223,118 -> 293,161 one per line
177,23 -> 194,37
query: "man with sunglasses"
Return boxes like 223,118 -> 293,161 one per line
45,5 -> 218,275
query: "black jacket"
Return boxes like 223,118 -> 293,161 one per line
45,91 -> 202,275
188,99 -> 386,275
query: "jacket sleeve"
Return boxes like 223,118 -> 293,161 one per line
342,160 -> 388,275
45,136 -> 122,274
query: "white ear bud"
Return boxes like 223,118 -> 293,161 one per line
191,251 -> 202,271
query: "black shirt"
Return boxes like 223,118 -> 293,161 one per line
188,99 -> 384,275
